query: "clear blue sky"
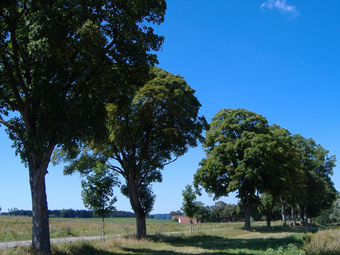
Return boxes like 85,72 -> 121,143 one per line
1,0 -> 340,214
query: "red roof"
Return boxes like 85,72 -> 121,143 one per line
172,215 -> 198,224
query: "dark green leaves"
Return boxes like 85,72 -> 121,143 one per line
0,0 -> 166,161
81,163 -> 120,218
181,185 -> 199,219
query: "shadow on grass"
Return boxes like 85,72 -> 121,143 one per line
51,243 -> 123,255
246,224 -> 323,234
148,234 -> 303,253
120,247 -> 235,255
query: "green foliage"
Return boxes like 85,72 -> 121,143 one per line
194,108 -> 337,228
181,185 -> 199,220
194,108 -> 270,199
194,109 -> 292,228
170,210 -> 183,217
59,67 -> 207,237
81,164 -> 119,219
293,135 -> 337,221
121,183 -> 156,216
266,243 -> 305,255
0,0 -> 166,161
329,198 -> 340,223
1,1 -> 166,252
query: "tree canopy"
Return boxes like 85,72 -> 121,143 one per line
81,163 -> 119,241
194,108 -> 271,229
194,108 -> 337,229
181,185 -> 199,220
292,134 -> 337,222
181,185 -> 199,233
0,1 -> 166,253
59,67 -> 207,238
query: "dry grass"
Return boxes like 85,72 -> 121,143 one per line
303,227 -> 340,255
1,217 -> 330,255
0,216 -> 245,242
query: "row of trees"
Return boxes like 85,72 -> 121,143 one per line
0,1 -> 169,253
179,196 -> 340,227
53,66 -> 207,238
1,2 -> 337,254
2,1 -> 207,252
194,109 -> 337,229
4,208 -> 135,218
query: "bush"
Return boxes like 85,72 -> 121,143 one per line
303,227 -> 340,255
266,243 -> 305,255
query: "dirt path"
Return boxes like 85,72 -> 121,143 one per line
0,231 -> 188,250
0,235 -> 121,250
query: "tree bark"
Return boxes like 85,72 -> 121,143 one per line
291,205 -> 296,226
135,210 -> 146,238
29,156 -> 51,254
241,195 -> 251,230
280,197 -> 286,226
126,173 -> 147,238
266,215 -> 271,228
102,217 -> 105,242
299,203 -> 308,225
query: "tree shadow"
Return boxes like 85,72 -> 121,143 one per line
51,243 -> 124,255
148,234 -> 303,253
246,224 -> 323,234
120,247 -> 235,255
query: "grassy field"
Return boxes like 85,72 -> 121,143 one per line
0,216 -> 232,242
0,216 -> 334,255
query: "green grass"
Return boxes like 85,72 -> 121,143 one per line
1,216 -> 334,255
0,216 -> 237,242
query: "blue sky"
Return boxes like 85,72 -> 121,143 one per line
1,0 -> 340,214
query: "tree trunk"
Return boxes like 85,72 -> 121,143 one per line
102,217 -> 105,242
299,204 -> 305,225
280,197 -> 286,226
135,210 -> 146,238
29,156 -> 51,254
241,195 -> 251,230
304,207 -> 308,224
126,170 -> 147,238
266,215 -> 271,228
291,205 -> 296,226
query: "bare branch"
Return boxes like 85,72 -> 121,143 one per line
0,114 -> 12,129
1,54 -> 25,110
0,114 -> 25,143
108,163 -> 124,175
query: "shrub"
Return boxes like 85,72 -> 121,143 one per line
266,243 -> 305,255
303,227 -> 340,255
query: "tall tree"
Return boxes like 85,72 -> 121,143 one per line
0,1 -> 166,253
194,108 -> 271,229
58,67 -> 207,238
181,185 -> 199,233
293,135 -> 337,224
81,163 -> 119,242
194,109 -> 298,229
253,125 -> 301,227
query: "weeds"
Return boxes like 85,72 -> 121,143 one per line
266,243 -> 305,255
303,227 -> 340,255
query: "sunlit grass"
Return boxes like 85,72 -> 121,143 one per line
0,216 -> 246,242
1,216 -> 334,255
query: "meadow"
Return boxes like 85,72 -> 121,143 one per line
0,216 -> 338,254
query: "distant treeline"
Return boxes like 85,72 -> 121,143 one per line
4,208 -> 135,218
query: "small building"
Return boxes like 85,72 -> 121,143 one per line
172,215 -> 198,224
